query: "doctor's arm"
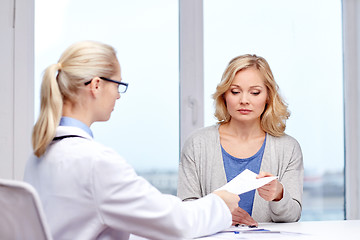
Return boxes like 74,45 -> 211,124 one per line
92,151 -> 234,239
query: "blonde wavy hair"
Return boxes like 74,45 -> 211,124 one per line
32,41 -> 118,157
213,54 -> 290,137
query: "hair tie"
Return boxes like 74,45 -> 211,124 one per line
57,62 -> 62,70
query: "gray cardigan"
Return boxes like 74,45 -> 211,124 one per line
177,125 -> 303,222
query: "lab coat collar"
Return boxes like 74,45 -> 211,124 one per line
55,126 -> 94,141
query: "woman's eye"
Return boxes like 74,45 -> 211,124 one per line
231,90 -> 240,94
251,91 -> 260,95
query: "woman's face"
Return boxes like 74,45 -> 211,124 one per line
223,66 -> 268,124
97,63 -> 121,121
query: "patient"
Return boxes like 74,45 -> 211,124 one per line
177,54 -> 303,226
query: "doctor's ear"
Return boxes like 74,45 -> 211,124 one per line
89,77 -> 101,96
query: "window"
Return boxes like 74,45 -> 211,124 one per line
204,0 -> 344,220
33,0 -> 350,220
35,0 -> 179,194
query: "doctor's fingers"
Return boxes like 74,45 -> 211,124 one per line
232,218 -> 258,227
232,208 -> 258,226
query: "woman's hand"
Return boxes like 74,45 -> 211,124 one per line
231,207 -> 258,227
256,171 -> 283,201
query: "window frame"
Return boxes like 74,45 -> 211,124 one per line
179,0 -> 204,147
343,0 -> 360,220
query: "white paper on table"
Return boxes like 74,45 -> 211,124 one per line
217,169 -> 278,195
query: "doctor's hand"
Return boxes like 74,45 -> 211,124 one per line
232,207 -> 258,227
213,190 -> 240,214
256,171 -> 283,202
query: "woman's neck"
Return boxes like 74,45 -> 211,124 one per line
62,100 -> 93,127
220,119 -> 265,141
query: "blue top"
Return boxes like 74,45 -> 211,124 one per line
221,134 -> 267,215
59,117 -> 93,138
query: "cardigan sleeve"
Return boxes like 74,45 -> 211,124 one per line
268,136 -> 304,222
177,135 -> 203,201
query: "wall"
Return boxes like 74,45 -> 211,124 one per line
0,0 -> 34,180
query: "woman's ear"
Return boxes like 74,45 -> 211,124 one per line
89,77 -> 101,97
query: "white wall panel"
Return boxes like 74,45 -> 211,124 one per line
0,0 -> 15,179
0,0 -> 34,180
13,0 -> 34,180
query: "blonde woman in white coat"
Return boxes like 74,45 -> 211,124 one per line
24,41 -> 239,240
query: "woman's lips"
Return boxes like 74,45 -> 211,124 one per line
238,109 -> 252,114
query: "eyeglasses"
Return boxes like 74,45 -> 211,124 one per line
84,77 -> 129,93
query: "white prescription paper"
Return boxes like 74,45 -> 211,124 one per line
217,169 -> 278,195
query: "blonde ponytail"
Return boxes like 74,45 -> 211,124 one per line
32,64 -> 63,157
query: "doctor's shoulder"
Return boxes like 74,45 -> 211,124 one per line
84,140 -> 130,168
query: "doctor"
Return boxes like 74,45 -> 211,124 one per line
24,41 -> 240,240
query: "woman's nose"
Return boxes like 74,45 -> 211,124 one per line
240,93 -> 249,104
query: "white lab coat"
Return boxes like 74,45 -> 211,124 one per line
24,126 -> 232,240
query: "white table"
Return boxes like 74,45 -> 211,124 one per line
197,220 -> 360,240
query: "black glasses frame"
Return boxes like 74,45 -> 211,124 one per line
84,77 -> 128,93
